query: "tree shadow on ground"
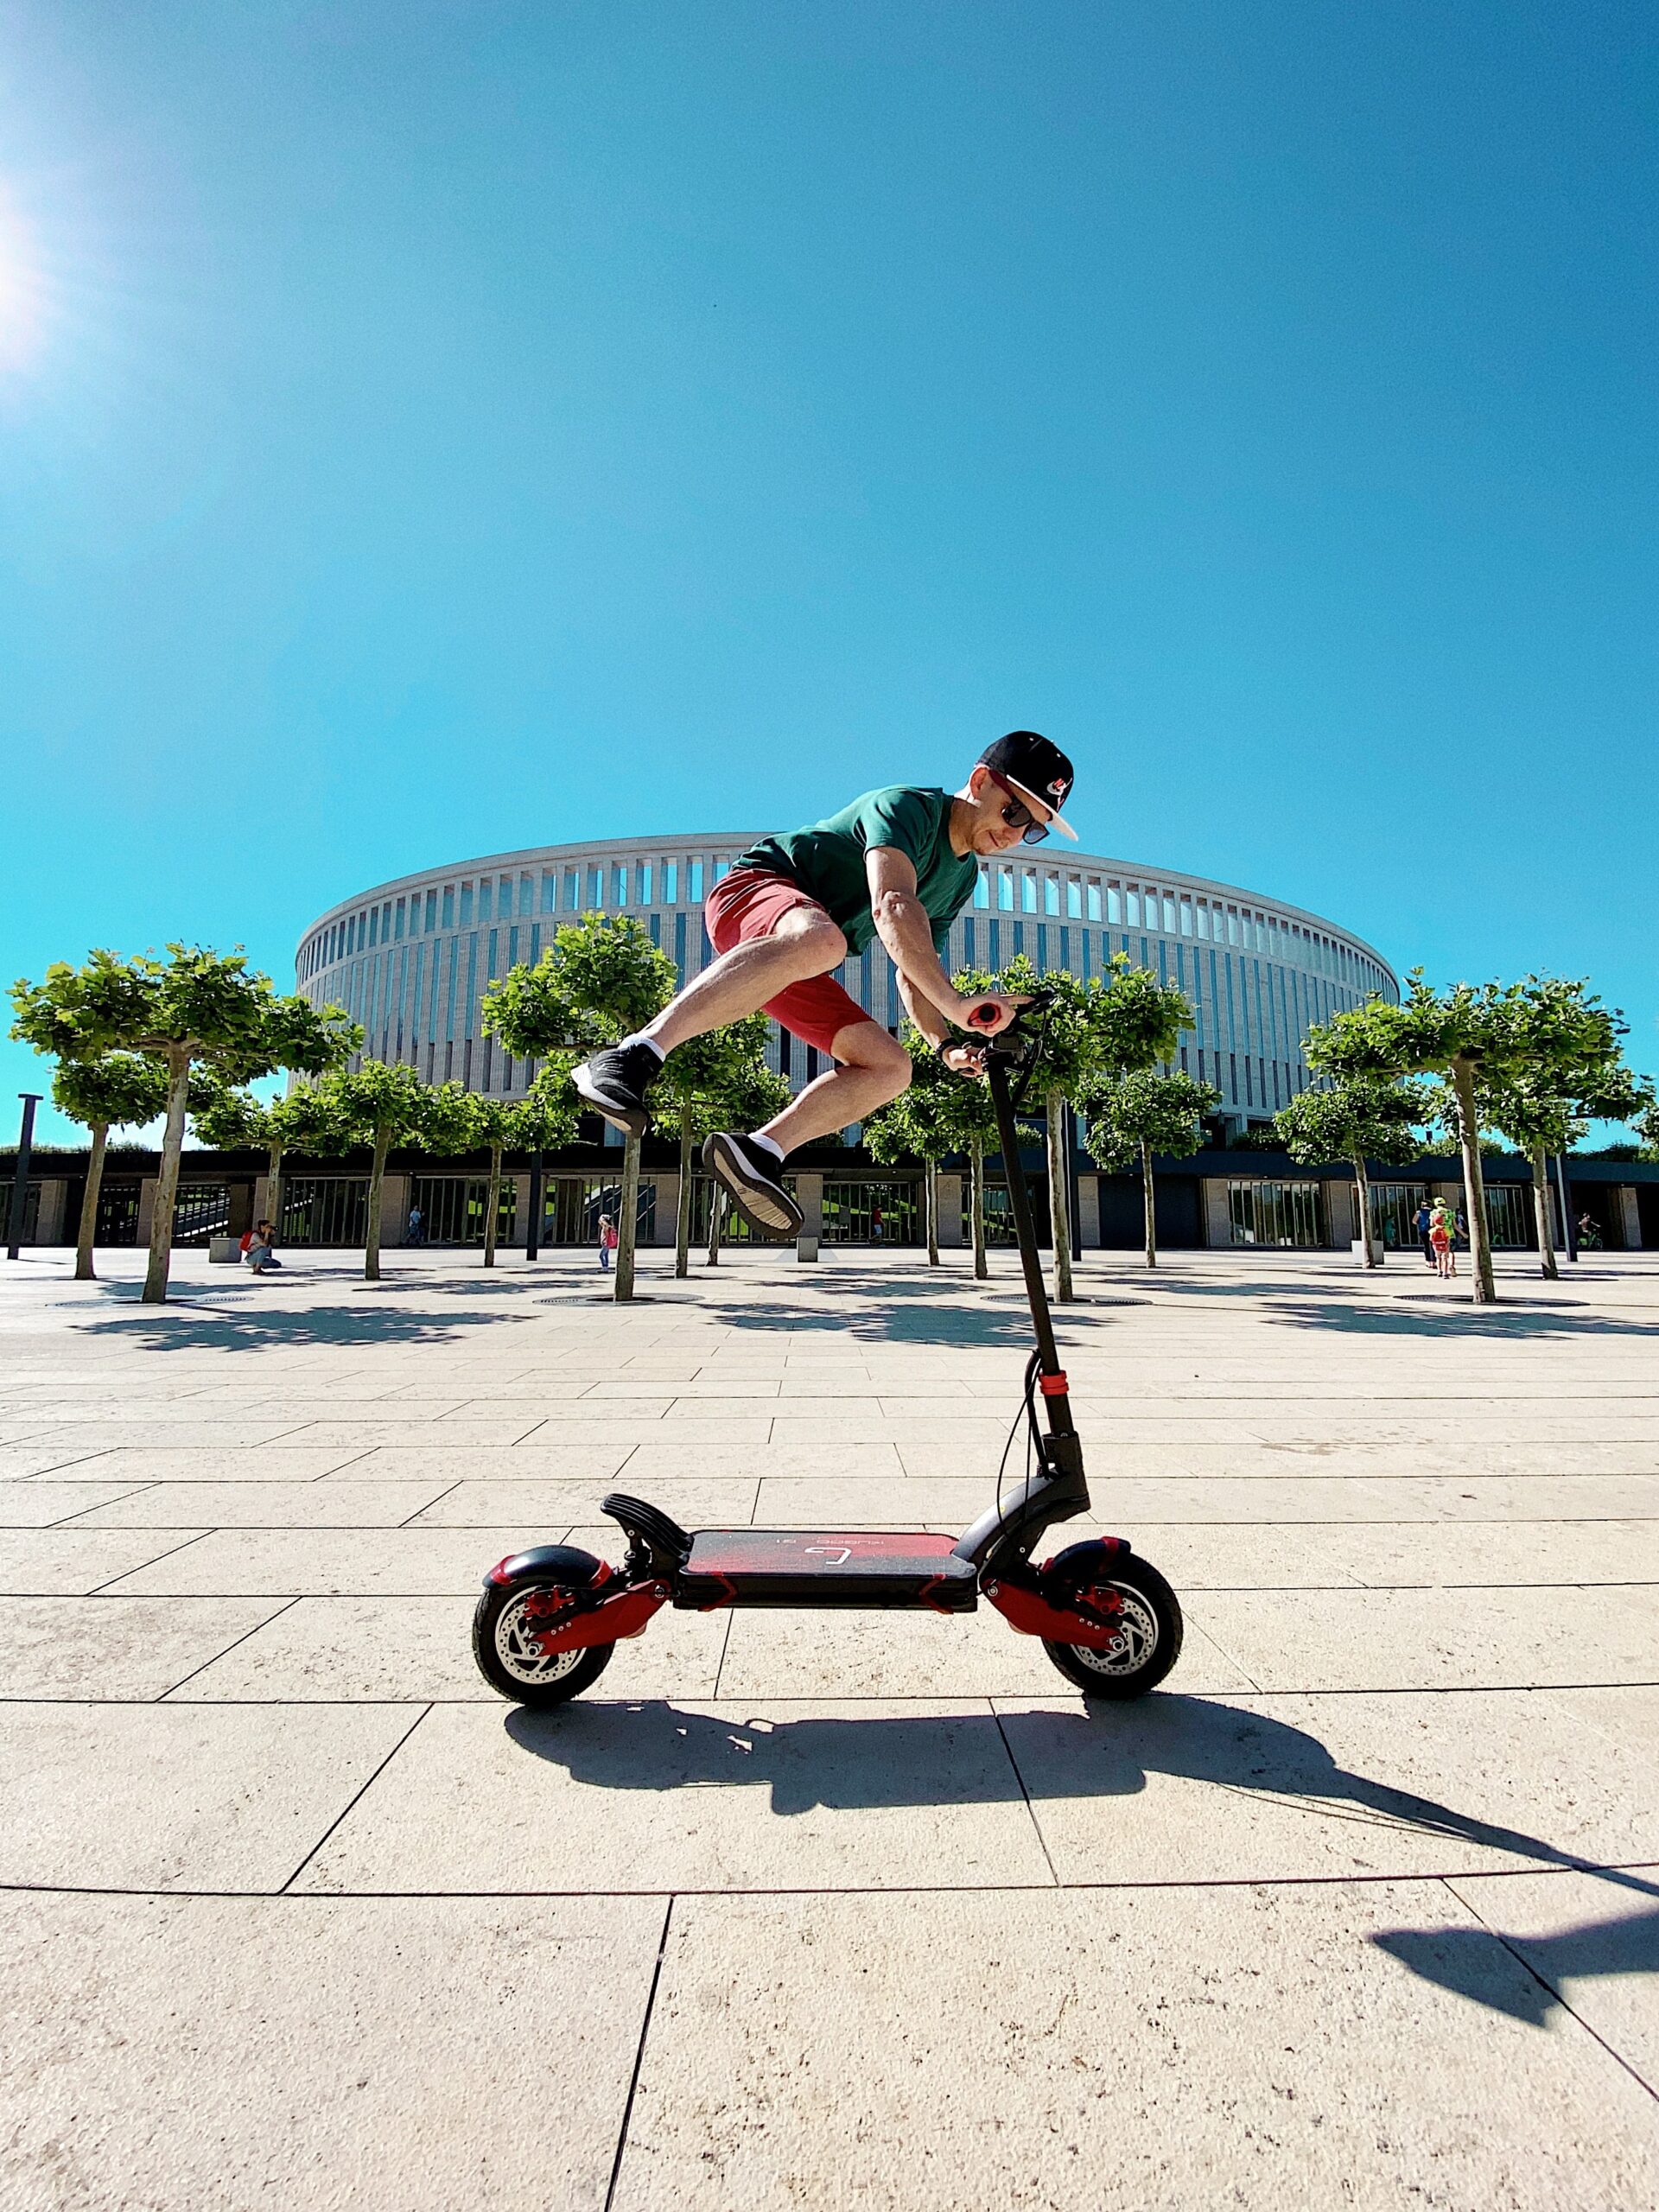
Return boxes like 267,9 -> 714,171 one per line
505,1690 -> 1659,2024
1261,1300 -> 1659,1340
697,1299 -> 1067,1347
70,1304 -> 531,1352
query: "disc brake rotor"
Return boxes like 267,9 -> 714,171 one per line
494,1590 -> 586,1686
1065,1585 -> 1159,1676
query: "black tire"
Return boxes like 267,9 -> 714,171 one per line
1039,1546 -> 1184,1700
473,1582 -> 617,1707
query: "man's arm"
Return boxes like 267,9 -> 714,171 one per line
866,847 -> 1022,1037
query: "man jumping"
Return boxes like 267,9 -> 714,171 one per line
572,730 -> 1077,1236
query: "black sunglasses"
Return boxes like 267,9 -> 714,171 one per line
986,770 -> 1052,845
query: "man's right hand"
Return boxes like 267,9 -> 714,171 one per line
954,993 -> 1029,1038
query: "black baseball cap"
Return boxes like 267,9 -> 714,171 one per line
976,730 -> 1077,841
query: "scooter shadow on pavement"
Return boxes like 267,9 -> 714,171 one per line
504,1692 -> 1659,1892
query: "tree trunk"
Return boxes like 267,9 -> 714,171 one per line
483,1142 -> 502,1267
266,1139 -> 285,1249
1449,1054 -> 1497,1304
614,1132 -> 641,1300
706,1180 -> 721,1267
365,1128 -> 390,1281
1353,1153 -> 1378,1267
1141,1135 -> 1157,1269
76,1122 -> 109,1281
925,1159 -> 940,1266
1045,1087 -> 1074,1301
143,1051 -> 192,1303
969,1135 -> 988,1281
676,1116 -> 693,1279
1531,1141 -> 1558,1281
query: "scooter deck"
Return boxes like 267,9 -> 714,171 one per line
676,1528 -> 978,1611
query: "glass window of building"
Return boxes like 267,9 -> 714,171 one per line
1125,889 -> 1140,927
1044,875 -> 1060,915
1105,885 -> 1122,924
540,872 -> 556,912
997,868 -> 1014,910
974,868 -> 990,908
588,868 -> 603,906
715,857 -> 730,881
478,882 -> 492,925
637,862 -> 652,904
1066,878 -> 1081,918
613,866 -> 628,906
1021,871 -> 1038,913
664,859 -> 678,903
442,888 -> 454,928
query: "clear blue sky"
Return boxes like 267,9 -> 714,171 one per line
3,0 -> 1655,1142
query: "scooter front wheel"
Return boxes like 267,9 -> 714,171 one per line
1040,1548 -> 1183,1700
473,1582 -> 617,1707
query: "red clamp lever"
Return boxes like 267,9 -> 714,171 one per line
1039,1371 -> 1070,1396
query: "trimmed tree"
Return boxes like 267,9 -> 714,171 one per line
482,915 -> 676,1303
10,946 -> 359,1302
191,1080 -> 338,1245
1477,976 -> 1642,1280
647,1016 -> 790,1277
466,1073 -> 582,1267
1306,974 -> 1516,1303
314,1065 -> 476,1280
1083,1070 -> 1220,1268
1272,1076 -> 1434,1268
50,1055 -> 169,1281
960,957 -> 1101,1302
863,1031 -> 966,1267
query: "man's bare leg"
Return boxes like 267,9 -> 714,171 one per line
756,1020 -> 912,1154
639,909 -> 847,1057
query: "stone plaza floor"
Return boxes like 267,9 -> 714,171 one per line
3,1238 -> 1657,2209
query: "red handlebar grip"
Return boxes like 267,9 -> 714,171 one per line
967,1003 -> 998,1029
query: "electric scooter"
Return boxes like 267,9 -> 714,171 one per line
473,995 -> 1183,1706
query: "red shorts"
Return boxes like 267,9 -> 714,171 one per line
703,867 -> 876,1058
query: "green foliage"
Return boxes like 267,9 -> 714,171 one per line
10,944 -> 359,1082
1272,1077 -> 1435,1171
50,1054 -> 168,1135
315,1063 -> 473,1154
1637,1093 -> 1659,1164
650,1014 -> 784,1146
1089,952 -> 1192,1077
482,915 -> 677,1058
1083,1070 -> 1220,1170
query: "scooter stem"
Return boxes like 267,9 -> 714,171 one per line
984,1058 -> 1074,1436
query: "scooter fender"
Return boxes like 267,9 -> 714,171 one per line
485,1546 -> 671,1654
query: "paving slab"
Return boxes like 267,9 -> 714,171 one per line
0,1891 -> 661,2212
0,1528 -> 212,1595
1320,1517 -> 1659,1586
610,1885 -> 1659,2212
340,1443 -> 637,1481
53,1445 -> 381,1482
0,1590 -> 288,1697
0,1443 -> 111,1479
60,1478 -> 461,1529
0,1702 -> 421,1889
407,1478 -> 762,1528
101,1527 -> 563,1597
997,1688 -> 1659,1885
1187,1584 -> 1659,1691
1442,1866 -> 1659,2082
294,1699 -> 1052,1895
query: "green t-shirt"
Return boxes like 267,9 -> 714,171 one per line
737,786 -> 978,957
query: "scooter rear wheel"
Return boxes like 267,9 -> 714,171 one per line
473,1582 -> 617,1707
1040,1548 -> 1183,1700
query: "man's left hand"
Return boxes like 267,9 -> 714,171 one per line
940,1041 -> 988,1078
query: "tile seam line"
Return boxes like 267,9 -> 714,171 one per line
275,1702 -> 435,1894
3,1865 -> 1653,1904
993,1706 -> 1062,1888
81,1529 -> 220,1595
603,1897 -> 674,2212
1440,1874 -> 1659,2106
153,1596 -> 305,1698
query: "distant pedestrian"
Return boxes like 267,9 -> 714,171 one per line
242,1220 -> 282,1275
598,1212 -> 618,1273
1413,1200 -> 1434,1266
406,1204 -> 424,1248
1428,1205 -> 1454,1280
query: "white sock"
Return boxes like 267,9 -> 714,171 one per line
620,1034 -> 664,1063
748,1132 -> 785,1164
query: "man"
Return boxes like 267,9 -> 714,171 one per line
572,731 -> 1077,1235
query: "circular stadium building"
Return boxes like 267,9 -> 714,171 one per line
296,834 -> 1398,1128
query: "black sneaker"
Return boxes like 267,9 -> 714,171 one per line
572,1042 -> 662,1139
702,1131 -> 804,1239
